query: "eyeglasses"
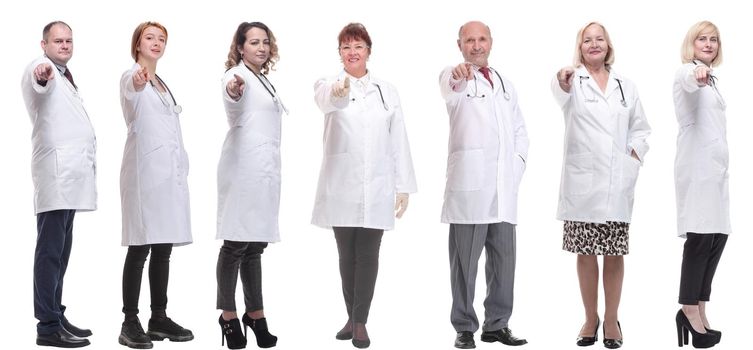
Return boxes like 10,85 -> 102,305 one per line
339,45 -> 369,53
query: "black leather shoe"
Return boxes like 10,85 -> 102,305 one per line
455,331 -> 476,349
603,321 -> 623,349
147,317 -> 194,342
576,318 -> 599,346
481,328 -> 528,346
37,329 -> 90,348
61,316 -> 93,338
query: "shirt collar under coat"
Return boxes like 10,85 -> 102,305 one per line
575,65 -> 623,101
340,70 -> 378,95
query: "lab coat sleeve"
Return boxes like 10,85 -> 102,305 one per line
550,75 -> 572,110
439,66 -> 467,103
313,77 -> 349,114
221,68 -> 243,105
389,88 -> 418,194
120,66 -> 141,102
676,63 -> 703,93
626,86 -> 651,162
510,83 -> 530,162
24,58 -> 55,95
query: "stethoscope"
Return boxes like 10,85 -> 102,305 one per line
149,75 -> 182,114
246,64 -> 289,115
345,78 -> 390,111
578,75 -> 627,107
466,66 -> 510,101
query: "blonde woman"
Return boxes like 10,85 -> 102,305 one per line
552,22 -> 651,349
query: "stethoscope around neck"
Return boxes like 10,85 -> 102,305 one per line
244,63 -> 289,115
578,75 -> 627,107
466,67 -> 510,100
345,77 -> 390,111
149,75 -> 182,114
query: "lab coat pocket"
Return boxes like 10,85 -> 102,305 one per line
699,139 -> 728,180
139,142 -> 173,191
448,149 -> 484,191
513,155 -> 526,191
56,146 -> 94,179
563,153 -> 593,195
621,153 -> 640,197
325,153 -> 357,196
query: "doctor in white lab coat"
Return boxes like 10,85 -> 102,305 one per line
312,23 -> 417,348
117,22 -> 193,349
441,21 -> 529,349
673,21 -> 728,348
215,22 -> 282,350
553,22 -> 650,348
22,21 -> 95,348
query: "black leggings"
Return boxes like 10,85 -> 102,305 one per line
122,244 -> 173,319
678,233 -> 727,305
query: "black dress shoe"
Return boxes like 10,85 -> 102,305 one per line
481,327 -> 528,346
37,329 -> 90,348
455,331 -> 476,349
603,321 -> 623,349
576,319 -> 600,346
62,316 -> 93,338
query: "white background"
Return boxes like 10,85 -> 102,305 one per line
1,0 -> 750,349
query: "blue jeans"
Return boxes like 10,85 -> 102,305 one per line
34,210 -> 76,335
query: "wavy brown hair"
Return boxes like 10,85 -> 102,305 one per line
225,22 -> 278,74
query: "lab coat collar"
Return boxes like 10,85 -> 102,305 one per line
575,66 -> 622,100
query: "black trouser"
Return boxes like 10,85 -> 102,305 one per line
122,244 -> 173,319
216,240 -> 268,312
333,227 -> 384,323
678,232 -> 728,305
34,210 -> 76,335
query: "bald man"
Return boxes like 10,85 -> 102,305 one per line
439,21 -> 528,348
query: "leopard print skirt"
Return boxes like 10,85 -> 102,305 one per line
562,221 -> 629,255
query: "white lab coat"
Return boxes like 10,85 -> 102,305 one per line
22,56 -> 97,214
119,64 -> 192,246
551,66 -> 651,223
673,62 -> 731,237
311,71 -> 417,230
439,66 -> 529,224
217,64 -> 283,242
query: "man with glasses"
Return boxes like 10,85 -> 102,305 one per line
439,20 -> 529,349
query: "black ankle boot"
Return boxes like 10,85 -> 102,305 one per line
242,314 -> 277,348
220,315 -> 247,349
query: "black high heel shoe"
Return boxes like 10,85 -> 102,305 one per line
576,318 -> 600,346
675,309 -> 719,348
242,314 -> 278,348
603,321 -> 623,349
705,328 -> 721,344
219,315 -> 247,349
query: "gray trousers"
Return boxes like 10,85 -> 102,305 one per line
333,227 -> 384,323
216,240 -> 268,312
449,222 -> 516,333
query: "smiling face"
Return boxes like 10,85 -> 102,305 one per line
693,30 -> 719,66
339,39 -> 370,77
458,21 -> 492,67
240,27 -> 269,72
41,23 -> 73,65
580,24 -> 608,67
137,26 -> 167,63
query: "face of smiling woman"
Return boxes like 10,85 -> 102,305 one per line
580,24 -> 608,68
339,39 -> 370,78
693,30 -> 719,66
